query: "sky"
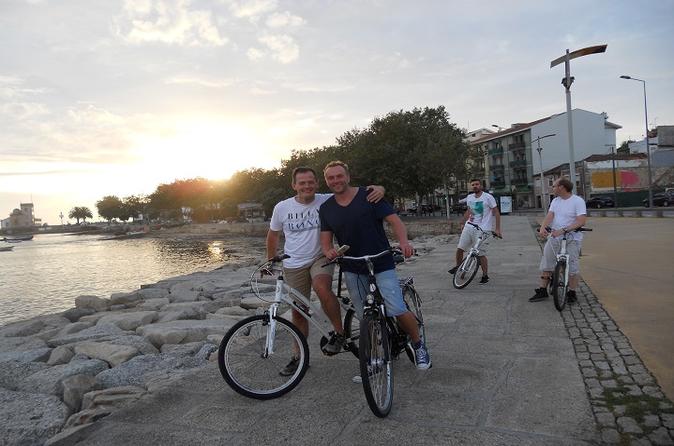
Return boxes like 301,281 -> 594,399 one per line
1,0 -> 673,225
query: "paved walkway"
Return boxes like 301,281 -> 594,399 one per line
64,216 -> 672,445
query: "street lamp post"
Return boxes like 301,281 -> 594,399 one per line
606,144 -> 619,207
532,133 -> 556,214
620,75 -> 653,208
550,45 -> 607,189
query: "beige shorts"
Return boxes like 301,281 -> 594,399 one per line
283,256 -> 335,298
457,224 -> 489,255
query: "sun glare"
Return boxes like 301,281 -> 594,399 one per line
133,118 -> 280,183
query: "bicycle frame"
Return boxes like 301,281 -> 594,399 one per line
256,262 -> 356,356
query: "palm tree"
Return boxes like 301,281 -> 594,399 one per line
69,206 -> 93,224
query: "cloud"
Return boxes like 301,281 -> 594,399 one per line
0,76 -> 47,99
226,0 -> 278,21
247,47 -> 265,61
164,76 -> 236,88
258,34 -> 298,63
116,0 -> 228,46
265,11 -> 305,28
0,102 -> 137,165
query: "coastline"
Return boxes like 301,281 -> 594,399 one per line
0,219 -> 455,444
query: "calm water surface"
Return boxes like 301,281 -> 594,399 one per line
0,233 -> 262,326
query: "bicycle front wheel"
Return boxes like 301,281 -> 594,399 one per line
452,254 -> 480,289
218,315 -> 309,399
552,261 -> 568,311
359,311 -> 393,418
403,286 -> 425,364
343,308 -> 360,358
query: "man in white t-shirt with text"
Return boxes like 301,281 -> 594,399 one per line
448,178 -> 502,284
266,166 -> 383,376
529,177 -> 587,303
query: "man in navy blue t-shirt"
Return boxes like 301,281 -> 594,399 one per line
319,160 -> 431,370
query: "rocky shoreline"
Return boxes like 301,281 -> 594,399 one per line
0,222 -> 453,445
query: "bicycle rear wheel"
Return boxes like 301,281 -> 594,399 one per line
552,261 -> 568,311
452,254 -> 480,289
218,315 -> 309,399
359,311 -> 393,418
343,308 -> 360,358
402,285 -> 425,364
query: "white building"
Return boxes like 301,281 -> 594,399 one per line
471,109 -> 621,209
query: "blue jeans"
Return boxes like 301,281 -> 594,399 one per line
344,269 -> 407,318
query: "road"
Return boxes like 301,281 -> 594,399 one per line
580,217 -> 674,400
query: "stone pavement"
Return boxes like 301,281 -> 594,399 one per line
62,216 -> 672,445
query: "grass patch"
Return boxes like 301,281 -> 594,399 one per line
603,386 -> 674,423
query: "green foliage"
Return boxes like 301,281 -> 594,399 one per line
68,206 -> 93,224
336,106 -> 468,201
617,140 -> 633,154
96,196 -> 123,222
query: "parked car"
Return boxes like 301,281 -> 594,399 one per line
406,204 -> 435,214
643,190 -> 674,207
585,196 -> 615,209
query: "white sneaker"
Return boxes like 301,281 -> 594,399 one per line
352,375 -> 362,383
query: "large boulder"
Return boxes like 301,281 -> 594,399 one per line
97,334 -> 159,355
48,346 -> 75,365
0,360 -> 49,390
61,374 -> 97,411
74,295 -> 110,312
0,388 -> 69,446
74,342 -> 139,367
109,291 -> 141,306
0,318 -> 45,337
137,288 -> 168,300
0,336 -> 48,353
136,319 -> 237,348
0,347 -> 51,363
62,307 -> 96,322
95,352 -> 207,389
138,297 -> 170,311
81,385 -> 146,411
57,321 -> 95,336
47,323 -> 128,347
96,311 -> 157,331
16,359 -> 109,396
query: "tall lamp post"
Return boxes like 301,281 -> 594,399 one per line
620,75 -> 653,208
550,44 -> 607,189
532,133 -> 556,214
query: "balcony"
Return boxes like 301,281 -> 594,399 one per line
509,159 -> 527,168
491,180 -> 506,188
509,141 -> 525,150
488,146 -> 503,156
490,164 -> 504,171
512,177 -> 530,186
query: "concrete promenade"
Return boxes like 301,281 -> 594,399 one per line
66,216 -> 672,445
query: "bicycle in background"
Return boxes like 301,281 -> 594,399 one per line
544,226 -> 592,311
452,221 -> 501,289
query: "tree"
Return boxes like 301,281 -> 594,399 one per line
617,140 -> 633,155
336,106 -> 469,207
69,206 -> 93,224
96,196 -> 123,222
122,195 -> 149,221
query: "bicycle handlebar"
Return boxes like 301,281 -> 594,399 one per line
542,226 -> 593,233
466,221 -> 502,239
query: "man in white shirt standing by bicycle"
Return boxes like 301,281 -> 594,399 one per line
448,178 -> 502,284
529,177 -> 587,303
266,166 -> 384,376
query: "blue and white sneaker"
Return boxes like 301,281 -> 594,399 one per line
414,342 -> 432,370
